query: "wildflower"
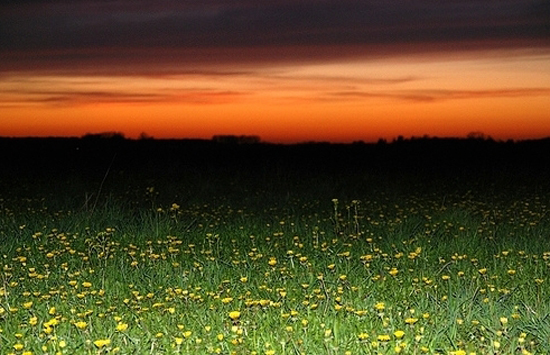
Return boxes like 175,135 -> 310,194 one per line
389,268 -> 399,276
374,302 -> 385,311
268,257 -> 277,266
377,334 -> 390,342
174,337 -> 183,345
405,317 -> 419,325
116,323 -> 129,332
500,317 -> 508,326
23,301 -> 33,309
14,343 -> 24,351
394,330 -> 405,339
74,321 -> 87,330
228,311 -> 241,321
93,339 -> 111,348
358,332 -> 369,340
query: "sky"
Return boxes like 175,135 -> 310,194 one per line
1,1 -> 550,143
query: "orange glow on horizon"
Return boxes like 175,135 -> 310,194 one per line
1,49 -> 549,143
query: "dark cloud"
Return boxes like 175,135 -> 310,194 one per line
1,0 -> 549,74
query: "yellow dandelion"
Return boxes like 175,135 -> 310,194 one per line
374,302 -> 385,311
405,317 -> 418,325
116,322 -> 128,332
394,330 -> 405,339
14,343 -> 24,351
93,339 -> 111,348
74,321 -> 87,330
377,334 -> 390,342
228,311 -> 241,320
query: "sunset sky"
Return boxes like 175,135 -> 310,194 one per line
1,1 -> 549,143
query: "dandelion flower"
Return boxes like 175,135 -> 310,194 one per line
228,311 -> 241,320
74,321 -> 87,330
116,323 -> 128,332
394,330 -> 405,339
93,339 -> 111,348
13,343 -> 24,351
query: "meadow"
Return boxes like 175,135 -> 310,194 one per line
1,137 -> 550,354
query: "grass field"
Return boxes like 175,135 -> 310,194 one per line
1,139 -> 550,354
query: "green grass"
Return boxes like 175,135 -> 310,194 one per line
1,175 -> 549,355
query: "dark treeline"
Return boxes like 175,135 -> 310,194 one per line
1,135 -> 550,177
2,134 -> 550,206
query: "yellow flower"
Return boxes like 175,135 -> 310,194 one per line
389,268 -> 399,276
116,323 -> 129,332
93,339 -> 111,348
500,317 -> 508,326
82,282 -> 92,288
13,343 -> 24,351
405,317 -> 418,325
23,301 -> 33,309
228,311 -> 241,320
374,302 -> 385,311
394,330 -> 405,339
377,334 -> 390,342
174,337 -> 183,345
268,257 -> 277,266
74,321 -> 87,330
48,307 -> 56,315
358,332 -> 369,340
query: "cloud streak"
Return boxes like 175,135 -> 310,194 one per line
329,87 -> 550,103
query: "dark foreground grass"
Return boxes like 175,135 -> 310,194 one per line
1,156 -> 550,354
